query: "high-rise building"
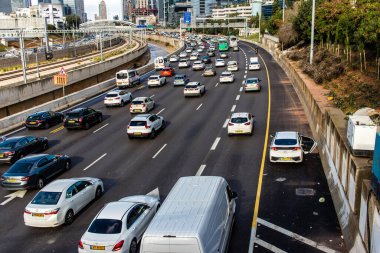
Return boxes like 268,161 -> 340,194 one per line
99,0 -> 107,20
64,0 -> 86,21
11,0 -> 31,11
191,0 -> 216,17
0,0 -> 12,14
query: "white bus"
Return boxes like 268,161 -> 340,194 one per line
115,69 -> 140,88
154,56 -> 169,70
229,36 -> 239,51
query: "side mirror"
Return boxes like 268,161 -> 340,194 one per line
269,134 -> 274,138
231,191 -> 238,199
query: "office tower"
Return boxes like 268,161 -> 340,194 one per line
99,0 -> 107,20
0,0 -> 12,14
64,0 -> 85,21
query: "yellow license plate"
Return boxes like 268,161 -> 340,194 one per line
32,213 -> 44,217
7,179 -> 18,183
29,122 -> 36,125
0,154 -> 3,158
91,246 -> 105,250
134,109 -> 142,112
236,130 -> 243,133
68,120 -> 75,123
134,132 -> 142,136
281,157 -> 292,161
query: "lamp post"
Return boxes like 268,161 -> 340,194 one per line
309,0 -> 315,64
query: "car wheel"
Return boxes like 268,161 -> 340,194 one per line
150,129 -> 156,139
36,177 -> 45,189
84,122 -> 90,130
128,135 -> 133,139
65,160 -> 71,170
44,122 -> 50,129
98,115 -> 102,123
64,209 -> 74,225
95,186 -> 103,200
249,129 -> 253,136
120,100 -> 125,107
161,120 -> 166,130
129,239 -> 138,253
42,142 -> 49,151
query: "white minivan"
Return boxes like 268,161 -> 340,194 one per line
140,176 -> 237,253
154,56 -> 168,70
115,70 -> 140,88
249,57 -> 260,70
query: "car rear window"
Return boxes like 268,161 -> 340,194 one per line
105,94 -> 118,98
149,76 -> 159,80
8,162 -> 33,173
231,117 -> 248,123
88,219 -> 122,234
274,139 -> 298,146
246,79 -> 258,84
66,112 -> 81,118
130,121 -> 146,126
221,73 -> 231,77
132,101 -> 143,105
185,85 -> 197,88
175,76 -> 184,80
27,115 -> 42,120
31,191 -> 62,205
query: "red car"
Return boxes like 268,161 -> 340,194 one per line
160,67 -> 175,77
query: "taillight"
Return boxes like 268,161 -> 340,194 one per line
24,209 -> 32,214
78,117 -> 83,123
271,147 -> 278,151
293,147 -> 300,151
78,240 -> 84,249
145,123 -> 150,129
44,208 -> 60,215
115,97 -> 120,100
20,177 -> 29,181
112,240 -> 124,251
142,104 -> 146,108
37,120 -> 43,123
244,122 -> 251,125
55,154 -> 63,158
4,151 -> 15,156
228,123 -> 234,126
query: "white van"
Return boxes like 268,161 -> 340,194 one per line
140,176 -> 237,253
115,69 -> 140,88
154,56 -> 169,70
249,57 -> 260,70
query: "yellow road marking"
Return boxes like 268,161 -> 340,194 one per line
49,126 -> 64,134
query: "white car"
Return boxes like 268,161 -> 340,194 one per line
219,71 -> 235,83
192,61 -> 205,71
178,59 -> 190,68
215,59 -> 226,67
147,75 -> 166,87
197,47 -> 204,53
127,114 -> 165,139
269,131 -> 317,163
130,97 -> 155,114
190,52 -> 198,61
24,178 -> 103,227
227,61 -> 239,71
244,77 -> 261,92
249,57 -> 261,70
104,90 -> 132,107
220,52 -> 228,58
169,55 -> 179,62
186,48 -> 193,53
227,112 -> 254,136
184,82 -> 205,97
79,195 -> 160,253
179,52 -> 187,58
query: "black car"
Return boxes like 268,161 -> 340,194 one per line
1,154 -> 71,190
25,111 -> 64,129
201,56 -> 212,64
64,107 -> 103,130
0,136 -> 48,164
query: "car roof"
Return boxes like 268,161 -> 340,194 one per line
29,111 -> 48,116
97,201 -> 135,220
149,75 -> 160,78
188,82 -> 200,85
228,61 -> 237,63
231,112 -> 250,118
221,71 -> 232,74
194,61 -> 202,64
132,114 -> 152,120
17,154 -> 48,163
247,77 -> 259,80
42,178 -> 82,192
216,59 -> 224,61
275,131 -> 298,139
4,136 -> 26,141
162,67 -> 171,70
175,74 -> 185,77
68,107 -> 86,113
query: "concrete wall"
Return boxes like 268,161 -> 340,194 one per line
242,37 -> 378,252
0,38 -> 184,135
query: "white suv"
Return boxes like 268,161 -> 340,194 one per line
269,131 -> 317,163
130,97 -> 155,113
127,114 -> 165,139
227,112 -> 254,136
227,61 -> 239,72
148,75 -> 166,87
104,90 -> 132,107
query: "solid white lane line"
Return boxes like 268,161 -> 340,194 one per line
240,87 -> 243,92
152,144 -> 167,159
242,81 -> 245,85
93,123 -> 109,133
223,118 -> 230,128
196,164 -> 207,176
215,82 -> 219,87
244,75 -> 247,79
231,105 -> 236,112
150,94 -> 155,98
253,238 -> 287,253
257,218 -> 340,253
196,104 -> 203,110
236,95 -> 240,101
156,108 -> 165,115
211,137 -> 221,150
83,153 -> 107,171
245,70 -> 247,74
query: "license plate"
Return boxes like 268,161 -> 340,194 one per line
29,122 -> 36,125
281,157 -> 292,161
236,130 -> 243,133
0,154 -> 3,158
134,132 -> 142,136
7,179 -> 18,183
134,109 -> 142,112
68,120 -> 75,123
90,246 -> 105,250
32,213 -> 44,217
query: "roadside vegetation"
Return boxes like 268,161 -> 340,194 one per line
261,0 -> 380,113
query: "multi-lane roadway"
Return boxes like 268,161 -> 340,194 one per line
0,40 -> 346,253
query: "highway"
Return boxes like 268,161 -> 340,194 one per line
0,41 -> 345,253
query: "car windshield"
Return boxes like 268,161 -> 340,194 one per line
31,191 -> 61,205
231,117 -> 248,123
274,139 -> 298,146
0,139 -> 18,149
88,219 -> 122,234
175,76 -> 184,80
246,79 -> 258,84
228,62 -> 236,66
8,162 -> 34,173
221,73 -> 231,77
130,121 -> 146,126
116,73 -> 128,79
66,112 -> 80,119
105,94 -> 118,98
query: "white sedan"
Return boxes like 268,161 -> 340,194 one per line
169,55 -> 179,62
127,114 -> 165,139
269,131 -> 317,163
178,59 -> 190,68
179,52 -> 187,58
215,59 -> 226,67
24,178 -> 103,227
227,61 -> 239,71
104,90 -> 132,107
190,52 -> 199,61
147,75 -> 166,87
184,82 -> 205,97
192,61 -> 205,71
219,71 -> 235,83
228,112 -> 254,136
79,195 -> 160,253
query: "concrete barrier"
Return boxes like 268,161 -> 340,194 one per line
240,37 -> 377,252
0,38 -> 184,135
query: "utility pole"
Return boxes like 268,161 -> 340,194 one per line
19,30 -> 27,84
44,18 -> 49,53
282,0 -> 285,22
309,0 -> 315,64
35,51 -> 40,79
163,0 -> 166,27
100,32 -> 104,62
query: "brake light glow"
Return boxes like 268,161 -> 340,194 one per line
244,122 -> 251,126
4,151 -> 15,156
78,240 -> 84,249
20,177 -> 29,181
293,147 -> 300,151
115,97 -> 120,100
44,208 -> 60,215
78,117 -> 83,123
142,104 -> 146,107
228,123 -> 234,126
145,123 -> 150,129
37,120 -> 43,123
112,240 -> 124,251
271,147 -> 278,151
24,209 -> 32,214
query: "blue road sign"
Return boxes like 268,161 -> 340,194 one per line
184,12 -> 191,24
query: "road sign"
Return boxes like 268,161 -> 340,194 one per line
184,12 -> 191,24
54,75 -> 67,85
59,67 -> 67,76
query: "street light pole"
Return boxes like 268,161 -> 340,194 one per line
19,30 -> 27,84
309,0 -> 315,64
163,0 -> 166,27
282,0 -> 285,22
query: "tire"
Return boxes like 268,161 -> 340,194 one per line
65,160 -> 71,171
150,129 -> 156,139
129,239 -> 138,253
64,209 -> 74,225
44,123 -> 50,129
156,204 -> 161,212
84,122 -> 90,130
42,142 -> 49,151
36,177 -> 45,189
161,120 -> 166,130
98,115 -> 102,123
120,100 -> 125,107
95,186 -> 103,200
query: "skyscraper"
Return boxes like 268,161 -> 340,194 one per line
64,0 -> 86,22
99,0 -> 107,20
0,0 -> 12,14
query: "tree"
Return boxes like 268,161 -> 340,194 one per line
65,14 -> 81,29
47,24 -> 56,30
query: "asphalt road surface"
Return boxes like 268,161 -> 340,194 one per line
0,41 -> 346,253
